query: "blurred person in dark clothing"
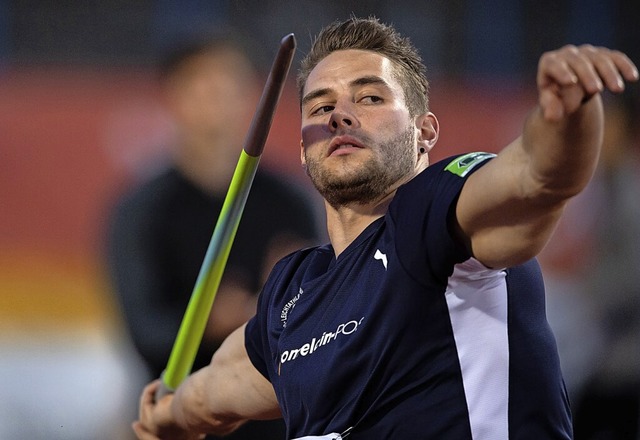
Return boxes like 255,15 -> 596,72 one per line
107,32 -> 319,440
541,93 -> 640,439
570,94 -> 640,440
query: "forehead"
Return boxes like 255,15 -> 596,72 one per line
303,49 -> 401,94
170,49 -> 254,86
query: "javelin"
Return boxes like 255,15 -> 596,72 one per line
157,33 -> 297,399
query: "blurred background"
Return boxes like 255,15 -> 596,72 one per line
1,1 -> 638,439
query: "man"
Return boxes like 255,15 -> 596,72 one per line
132,17 -> 639,440
107,33 -> 319,440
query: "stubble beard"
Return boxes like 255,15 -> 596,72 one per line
304,125 -> 416,208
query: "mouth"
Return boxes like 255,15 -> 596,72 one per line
328,135 -> 365,156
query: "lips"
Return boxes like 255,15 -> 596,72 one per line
328,135 -> 365,156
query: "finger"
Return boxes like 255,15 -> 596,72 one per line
570,46 -> 638,94
576,45 -> 628,94
561,45 -> 604,95
537,46 -> 597,121
139,386 -> 151,418
138,381 -> 162,434
141,380 -> 161,408
537,47 -> 580,90
606,49 -> 639,85
132,421 -> 159,440
539,87 -> 565,121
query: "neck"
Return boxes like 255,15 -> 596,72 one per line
323,166 -> 424,257
325,192 -> 394,257
174,133 -> 239,194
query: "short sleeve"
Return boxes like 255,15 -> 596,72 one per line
389,153 -> 494,286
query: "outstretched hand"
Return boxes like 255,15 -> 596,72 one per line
537,44 -> 638,121
133,380 -> 205,440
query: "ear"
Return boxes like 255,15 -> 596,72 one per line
300,139 -> 307,167
416,112 -> 439,154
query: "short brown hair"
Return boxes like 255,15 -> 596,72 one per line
297,16 -> 429,116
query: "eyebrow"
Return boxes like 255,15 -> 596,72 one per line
301,75 -> 390,107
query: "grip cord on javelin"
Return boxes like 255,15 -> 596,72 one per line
156,33 -> 296,399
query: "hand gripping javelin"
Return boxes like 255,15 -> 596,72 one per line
156,33 -> 297,400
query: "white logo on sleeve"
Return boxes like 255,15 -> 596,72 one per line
374,249 -> 388,270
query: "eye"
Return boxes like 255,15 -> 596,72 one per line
360,95 -> 383,104
311,104 -> 334,116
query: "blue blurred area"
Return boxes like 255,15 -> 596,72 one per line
1,0 -> 636,76
0,0 -> 9,66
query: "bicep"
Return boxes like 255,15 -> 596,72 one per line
455,140 -> 567,268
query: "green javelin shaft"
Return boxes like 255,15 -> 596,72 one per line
160,33 -> 296,394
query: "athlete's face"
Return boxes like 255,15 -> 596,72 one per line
300,49 -> 424,207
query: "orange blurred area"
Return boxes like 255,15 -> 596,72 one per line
1,68 -> 164,340
0,68 -> 534,338
0,249 -> 116,333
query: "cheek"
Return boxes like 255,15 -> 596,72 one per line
301,122 -> 329,151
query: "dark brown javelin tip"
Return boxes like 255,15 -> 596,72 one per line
242,33 -> 297,157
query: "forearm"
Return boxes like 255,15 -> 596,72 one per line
134,325 -> 280,439
170,367 -> 246,436
167,324 -> 280,435
455,46 -> 637,268
519,44 -> 638,202
521,94 -> 604,201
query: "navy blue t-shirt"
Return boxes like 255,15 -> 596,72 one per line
245,153 -> 572,439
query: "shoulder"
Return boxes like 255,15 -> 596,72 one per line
387,153 -> 495,282
393,152 -> 495,209
440,152 -> 496,177
114,167 -> 193,212
249,170 -> 320,238
109,166 -> 191,230
253,169 -> 316,206
409,152 -> 495,189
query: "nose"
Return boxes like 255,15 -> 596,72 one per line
328,104 -> 357,132
330,114 -> 352,130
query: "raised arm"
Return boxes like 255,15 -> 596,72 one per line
456,45 -> 638,268
133,324 -> 281,440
